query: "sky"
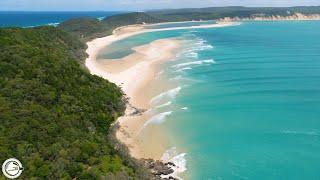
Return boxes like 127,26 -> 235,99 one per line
1,0 -> 320,11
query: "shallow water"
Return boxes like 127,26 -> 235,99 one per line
99,21 -> 320,179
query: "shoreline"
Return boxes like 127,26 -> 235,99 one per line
85,20 -> 239,153
85,21 -> 239,179
218,13 -> 320,22
87,36 -> 181,158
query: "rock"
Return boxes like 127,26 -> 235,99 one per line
162,176 -> 178,180
153,161 -> 174,175
165,162 -> 176,167
169,176 -> 178,180
141,159 -> 176,178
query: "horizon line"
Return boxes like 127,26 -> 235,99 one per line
1,5 -> 320,12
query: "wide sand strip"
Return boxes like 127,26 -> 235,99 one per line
86,34 -> 181,158
85,21 -> 240,159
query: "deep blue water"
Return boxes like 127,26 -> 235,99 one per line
0,11 -> 120,27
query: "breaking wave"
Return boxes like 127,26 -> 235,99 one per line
150,87 -> 182,105
97,16 -> 105,21
174,67 -> 193,72
143,111 -> 173,128
156,101 -> 172,109
161,147 -> 187,180
173,59 -> 216,69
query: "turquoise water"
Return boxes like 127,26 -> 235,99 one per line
97,30 -> 182,59
100,21 -> 320,179
146,20 -> 216,29
97,21 -> 216,59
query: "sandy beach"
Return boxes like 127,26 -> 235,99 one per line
86,25 -> 182,159
85,21 -> 240,160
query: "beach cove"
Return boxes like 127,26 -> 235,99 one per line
2,7 -> 320,180
86,21 -> 320,179
85,21 -> 239,178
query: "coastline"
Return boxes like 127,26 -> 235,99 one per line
218,13 -> 320,22
85,21 -> 240,91
85,21 -> 239,178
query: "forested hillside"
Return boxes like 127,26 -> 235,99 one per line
58,12 -> 163,40
0,26 -> 147,179
58,6 -> 320,40
147,6 -> 320,21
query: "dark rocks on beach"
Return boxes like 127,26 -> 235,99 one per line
142,159 -> 177,179
130,107 -> 146,116
165,176 -> 178,180
165,162 -> 176,167
126,102 -> 146,116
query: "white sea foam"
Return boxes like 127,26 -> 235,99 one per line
156,101 -> 172,109
97,16 -> 105,21
161,147 -> 187,180
150,87 -> 182,105
47,22 -> 60,27
199,44 -> 214,50
185,52 -> 198,58
24,22 -> 60,28
184,37 -> 214,52
181,107 -> 188,110
174,67 -> 193,73
173,59 -> 215,69
187,44 -> 214,52
169,75 -> 192,81
143,111 -> 173,128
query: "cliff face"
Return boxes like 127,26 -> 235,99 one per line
219,13 -> 320,22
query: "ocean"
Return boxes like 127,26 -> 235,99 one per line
0,11 -> 120,27
98,21 -> 320,179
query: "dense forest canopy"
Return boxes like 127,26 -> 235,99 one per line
0,26 -> 147,179
147,6 -> 320,21
58,12 -> 162,40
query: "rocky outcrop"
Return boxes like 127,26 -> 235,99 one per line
142,159 -> 178,180
218,13 -> 320,22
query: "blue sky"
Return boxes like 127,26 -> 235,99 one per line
1,0 -> 320,11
